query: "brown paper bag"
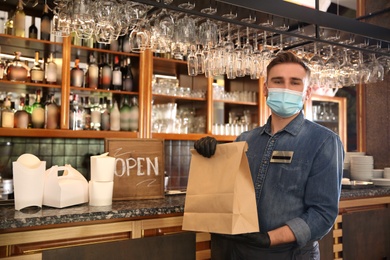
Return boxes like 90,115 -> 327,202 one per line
182,141 -> 259,235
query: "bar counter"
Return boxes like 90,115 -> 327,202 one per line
1,187 -> 390,231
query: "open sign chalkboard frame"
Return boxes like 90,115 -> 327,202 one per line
105,138 -> 165,200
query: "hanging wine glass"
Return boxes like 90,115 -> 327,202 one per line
242,27 -> 253,76
250,31 -> 262,79
178,0 -> 195,10
309,42 -> 325,88
221,6 -> 237,19
275,18 -> 289,32
339,49 -> 357,86
224,23 -> 236,79
260,31 -> 272,75
259,14 -> 273,28
234,28 -> 245,78
366,53 -> 384,83
241,13 -> 256,24
200,0 -> 217,15
356,51 -> 371,84
323,45 -> 341,89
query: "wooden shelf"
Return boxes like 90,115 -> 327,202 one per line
151,133 -> 236,142
0,79 -> 61,94
0,128 -> 138,139
0,34 -> 62,58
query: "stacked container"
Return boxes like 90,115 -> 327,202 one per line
89,153 -> 116,206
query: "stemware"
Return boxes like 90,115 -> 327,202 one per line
323,45 -> 341,89
259,14 -> 273,28
356,51 -> 371,84
242,27 -> 253,76
260,31 -> 272,76
178,0 -> 195,10
200,0 -> 217,15
339,49 -> 357,86
366,53 -> 384,83
308,42 -> 325,89
234,28 -> 245,78
250,32 -> 262,79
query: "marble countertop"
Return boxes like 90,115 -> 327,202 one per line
1,187 -> 390,231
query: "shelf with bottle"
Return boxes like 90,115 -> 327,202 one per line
0,50 -> 61,92
68,51 -> 140,93
0,33 -> 62,59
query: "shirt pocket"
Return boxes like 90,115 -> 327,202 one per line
273,159 -> 309,193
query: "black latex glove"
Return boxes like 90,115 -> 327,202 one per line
220,232 -> 271,248
194,136 -> 217,158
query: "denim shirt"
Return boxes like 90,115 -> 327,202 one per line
236,112 -> 344,247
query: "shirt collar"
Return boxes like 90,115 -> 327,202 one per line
262,111 -> 305,136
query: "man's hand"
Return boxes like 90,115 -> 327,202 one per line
194,136 -> 217,158
220,232 -> 271,248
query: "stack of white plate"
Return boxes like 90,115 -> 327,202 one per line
350,155 -> 374,181
344,152 -> 365,171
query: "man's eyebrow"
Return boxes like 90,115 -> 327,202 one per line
270,77 -> 304,82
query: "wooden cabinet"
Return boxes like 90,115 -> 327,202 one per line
342,207 -> 390,260
305,95 -> 347,150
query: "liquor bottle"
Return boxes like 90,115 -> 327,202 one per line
1,97 -> 14,128
28,17 -> 38,39
5,11 -> 14,35
100,97 -> 110,131
99,54 -> 112,90
128,97 -> 139,132
111,55 -> 122,91
90,97 -> 101,130
110,99 -> 120,131
69,94 -> 84,130
70,57 -> 84,87
83,97 -> 91,130
40,1 -> 51,41
30,51 -> 44,83
86,53 -> 98,89
14,97 -> 29,128
31,90 -> 45,128
46,53 -> 57,84
0,46 -> 5,80
122,57 -> 134,91
13,0 -> 25,37
6,52 -> 29,82
120,96 -> 131,131
121,34 -> 131,53
109,38 -> 119,52
44,94 -> 60,129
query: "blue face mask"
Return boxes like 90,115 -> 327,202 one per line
266,88 -> 304,118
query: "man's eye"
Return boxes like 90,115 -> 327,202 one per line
273,80 -> 283,84
291,81 -> 302,85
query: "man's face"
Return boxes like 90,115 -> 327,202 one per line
264,63 -> 310,97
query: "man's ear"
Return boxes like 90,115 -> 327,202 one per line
263,82 -> 268,97
305,86 -> 312,101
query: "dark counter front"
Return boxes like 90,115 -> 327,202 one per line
0,195 -> 186,231
1,187 -> 390,231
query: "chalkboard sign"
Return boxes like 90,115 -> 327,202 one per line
105,138 -> 165,200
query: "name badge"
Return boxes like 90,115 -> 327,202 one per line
270,151 -> 294,163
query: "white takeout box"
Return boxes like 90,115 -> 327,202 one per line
43,164 -> 88,208
90,153 -> 116,182
13,158 -> 46,211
